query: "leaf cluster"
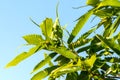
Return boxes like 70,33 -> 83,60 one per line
6,0 -> 120,80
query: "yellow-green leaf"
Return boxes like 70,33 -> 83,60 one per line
32,53 -> 57,73
67,9 -> 93,44
86,0 -> 99,6
5,45 -> 41,68
98,0 -> 120,8
85,54 -> 96,68
96,35 -> 120,55
31,66 -> 58,80
23,34 -> 44,45
49,46 -> 78,59
40,18 -> 53,40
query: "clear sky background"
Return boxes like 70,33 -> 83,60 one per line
0,0 -> 93,80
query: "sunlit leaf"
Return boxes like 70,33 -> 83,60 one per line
6,45 -> 41,68
40,18 -> 53,40
52,18 -> 63,40
85,54 -> 97,68
50,58 -> 82,78
49,46 -> 78,59
23,34 -> 44,45
44,53 -> 54,67
86,0 -> 99,6
32,53 -> 57,73
67,9 -> 94,44
98,0 -> 120,8
31,66 -> 58,80
69,27 -> 96,48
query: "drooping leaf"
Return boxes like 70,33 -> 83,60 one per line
67,9 -> 94,44
40,18 -> 53,40
98,0 -> 120,8
32,53 -> 57,73
23,34 -> 44,45
6,45 -> 41,68
96,35 -> 120,55
31,66 -> 58,80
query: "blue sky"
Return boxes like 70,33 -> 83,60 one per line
0,0 -> 92,80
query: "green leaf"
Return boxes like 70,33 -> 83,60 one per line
98,0 -> 120,8
105,57 -> 120,63
78,71 -> 90,80
86,0 -> 99,6
52,18 -> 63,40
67,9 -> 93,44
23,34 -> 44,45
54,55 -> 70,65
31,66 -> 58,80
49,46 -> 78,59
77,45 -> 91,53
117,33 -> 120,45
94,9 -> 113,18
32,53 -> 57,73
103,16 -> 120,37
85,54 -> 97,68
44,53 -> 54,67
69,27 -> 96,48
50,59 -> 82,78
109,16 -> 120,36
6,45 -> 41,68
40,18 -> 53,40
96,35 -> 120,55
66,72 -> 78,80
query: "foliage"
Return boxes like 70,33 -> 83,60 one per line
6,0 -> 120,80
